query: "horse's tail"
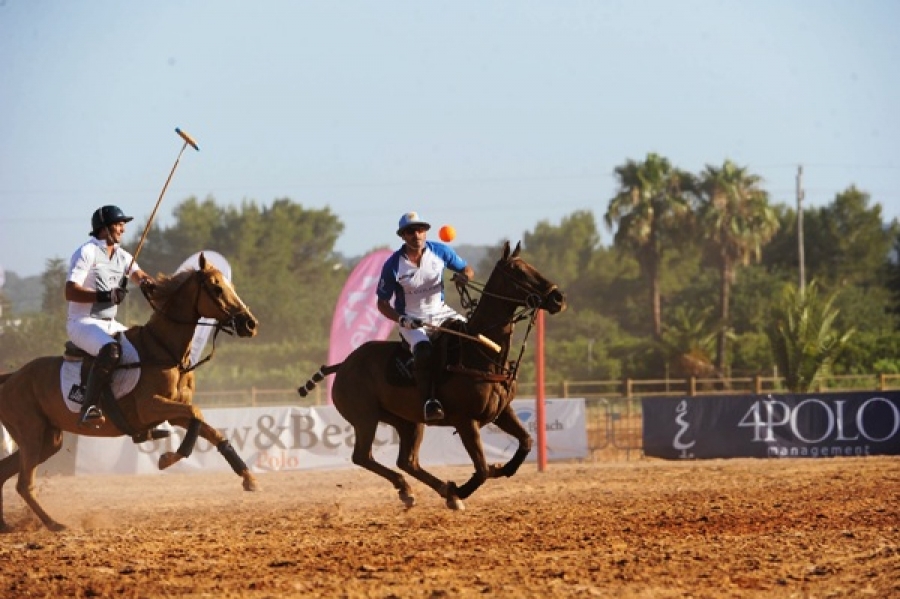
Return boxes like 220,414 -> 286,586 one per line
297,364 -> 341,397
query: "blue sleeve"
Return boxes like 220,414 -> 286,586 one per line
376,252 -> 400,302
427,241 -> 467,272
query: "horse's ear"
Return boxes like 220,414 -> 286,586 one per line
502,240 -> 511,261
198,252 -> 207,270
512,242 -> 521,258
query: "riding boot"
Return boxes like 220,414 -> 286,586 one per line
413,342 -> 444,422
79,341 -> 121,429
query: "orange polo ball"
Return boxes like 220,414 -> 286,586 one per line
439,225 -> 456,242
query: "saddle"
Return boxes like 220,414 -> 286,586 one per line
385,326 -> 462,388
61,336 -> 166,443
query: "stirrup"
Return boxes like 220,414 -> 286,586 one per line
79,406 -> 106,429
424,399 -> 444,422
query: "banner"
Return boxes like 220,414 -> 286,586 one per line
327,249 -> 395,403
176,251 -> 232,367
48,399 -> 588,476
643,391 -> 900,459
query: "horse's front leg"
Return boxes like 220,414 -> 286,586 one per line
489,403 -> 533,478
134,396 -> 257,492
449,419 -> 491,507
164,415 -> 258,492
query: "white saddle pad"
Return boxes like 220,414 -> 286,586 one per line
59,336 -> 141,413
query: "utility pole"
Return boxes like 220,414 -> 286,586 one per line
797,165 -> 806,293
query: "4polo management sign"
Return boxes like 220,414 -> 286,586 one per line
643,391 -> 900,459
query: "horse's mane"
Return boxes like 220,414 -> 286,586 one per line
151,268 -> 197,306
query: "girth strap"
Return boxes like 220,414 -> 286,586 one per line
445,364 -> 513,383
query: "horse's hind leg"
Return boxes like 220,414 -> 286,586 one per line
0,451 -> 20,532
14,426 -> 65,531
384,415 -> 448,506
349,418 -> 415,508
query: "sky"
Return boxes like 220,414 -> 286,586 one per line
1,1 -> 899,280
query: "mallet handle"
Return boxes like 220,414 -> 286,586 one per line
423,323 -> 502,353
124,128 -> 200,280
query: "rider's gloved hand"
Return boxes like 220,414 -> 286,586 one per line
399,315 -> 424,329
139,277 -> 157,294
97,287 -> 128,305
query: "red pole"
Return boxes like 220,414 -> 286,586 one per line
535,310 -> 547,472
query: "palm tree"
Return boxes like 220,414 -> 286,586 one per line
604,153 -> 694,339
696,160 -> 779,373
767,281 -> 853,392
658,304 -> 723,379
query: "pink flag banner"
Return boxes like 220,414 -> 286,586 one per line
327,249 -> 395,403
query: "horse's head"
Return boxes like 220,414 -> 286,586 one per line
489,241 -> 567,314
193,254 -> 258,338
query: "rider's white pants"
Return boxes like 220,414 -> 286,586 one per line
66,316 -> 127,356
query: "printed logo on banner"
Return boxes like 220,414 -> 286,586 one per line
643,391 -> 900,460
741,394 -> 899,457
672,400 -> 695,459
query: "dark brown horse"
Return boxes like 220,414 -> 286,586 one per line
297,241 -> 566,509
0,254 -> 259,531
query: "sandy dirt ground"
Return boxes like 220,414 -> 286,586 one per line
0,456 -> 897,598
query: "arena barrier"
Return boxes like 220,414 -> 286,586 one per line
643,390 -> 900,459
36,398 -> 588,476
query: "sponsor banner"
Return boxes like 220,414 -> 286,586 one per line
61,398 -> 588,476
327,249 -> 395,403
643,391 -> 900,460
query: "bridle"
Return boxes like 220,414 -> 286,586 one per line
458,257 -> 559,323
455,257 -> 559,381
141,269 -> 246,373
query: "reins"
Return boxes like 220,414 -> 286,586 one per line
452,259 -> 553,382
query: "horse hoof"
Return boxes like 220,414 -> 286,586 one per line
242,473 -> 259,492
446,497 -> 465,511
47,521 -> 67,532
399,490 -> 416,508
158,452 -> 181,470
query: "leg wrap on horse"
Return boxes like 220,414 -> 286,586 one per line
82,341 -> 121,414
177,418 -> 203,458
217,440 -> 248,475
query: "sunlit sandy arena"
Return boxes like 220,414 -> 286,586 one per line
0,457 -> 897,598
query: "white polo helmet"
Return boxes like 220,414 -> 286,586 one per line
396,211 -> 431,236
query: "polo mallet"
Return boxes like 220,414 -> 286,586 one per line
423,323 -> 502,353
122,128 -> 200,284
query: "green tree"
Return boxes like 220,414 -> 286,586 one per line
767,281 -> 853,393
817,186 -> 895,286
658,304 -> 721,378
522,210 -> 600,290
41,258 -> 68,314
696,159 -> 779,373
605,153 -> 694,340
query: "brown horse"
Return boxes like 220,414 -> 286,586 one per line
297,241 -> 566,510
0,253 -> 259,532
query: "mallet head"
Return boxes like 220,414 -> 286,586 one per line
175,127 -> 200,151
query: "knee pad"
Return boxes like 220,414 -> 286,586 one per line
413,341 -> 433,370
96,341 -> 122,368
